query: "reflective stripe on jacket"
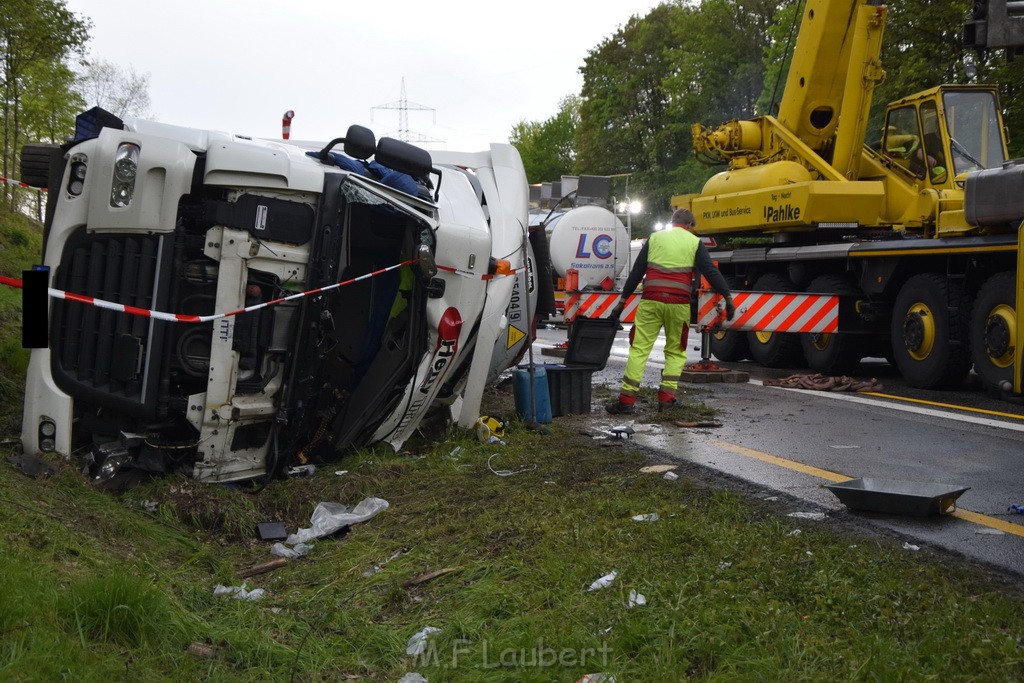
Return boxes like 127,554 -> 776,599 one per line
641,226 -> 699,304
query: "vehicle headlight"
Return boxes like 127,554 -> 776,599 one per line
38,417 -> 56,452
68,156 -> 87,196
110,142 -> 140,208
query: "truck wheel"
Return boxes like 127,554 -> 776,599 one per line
890,273 -> 972,389
970,271 -> 1016,392
746,273 -> 804,368
709,275 -> 749,361
800,275 -> 863,375
20,143 -> 58,188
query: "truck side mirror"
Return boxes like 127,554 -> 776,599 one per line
317,124 -> 377,162
342,124 -> 376,160
375,137 -> 432,178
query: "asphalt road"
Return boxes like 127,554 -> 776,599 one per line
533,325 -> 1024,579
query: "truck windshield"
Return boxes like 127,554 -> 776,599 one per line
942,90 -> 1005,174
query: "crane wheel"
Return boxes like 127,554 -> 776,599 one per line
746,273 -> 804,368
970,271 -> 1016,393
890,273 -> 972,389
800,275 -> 863,375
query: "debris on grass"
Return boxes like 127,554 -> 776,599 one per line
187,642 -> 219,660
237,558 -> 288,579
486,453 -> 536,477
213,583 -> 266,601
631,513 -> 660,522
362,547 -> 409,577
609,424 -> 635,439
397,674 -> 428,683
903,542 -> 921,551
286,498 -> 389,544
406,626 -> 441,656
402,567 -> 462,588
271,542 -> 312,558
577,674 -> 616,683
627,589 -> 647,608
787,529 -> 802,537
787,511 -> 826,521
587,571 -> 618,592
663,471 -> 679,481
256,521 -> 288,541
640,465 -> 676,474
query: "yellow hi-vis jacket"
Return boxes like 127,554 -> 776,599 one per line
641,226 -> 700,304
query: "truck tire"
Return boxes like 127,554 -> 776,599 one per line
20,143 -> 58,188
800,274 -> 863,375
970,271 -> 1016,392
709,275 -> 749,361
746,273 -> 804,368
890,273 -> 972,389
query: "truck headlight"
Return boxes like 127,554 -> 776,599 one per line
110,142 -> 140,208
38,418 -> 56,452
68,157 -> 87,196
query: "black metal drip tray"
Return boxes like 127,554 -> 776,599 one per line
826,477 -> 970,517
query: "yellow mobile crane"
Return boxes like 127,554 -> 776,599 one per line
676,0 -> 1024,400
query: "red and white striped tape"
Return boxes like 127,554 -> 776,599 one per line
1,260 -> 416,324
565,291 -> 639,322
2,175 -> 47,192
0,256 -> 522,324
698,290 -> 838,333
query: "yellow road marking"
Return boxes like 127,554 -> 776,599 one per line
950,509 -> 1024,536
861,391 -> 1024,421
711,439 -> 853,482
710,439 -> 1024,537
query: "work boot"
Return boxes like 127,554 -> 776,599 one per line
658,398 -> 678,412
605,400 -> 635,415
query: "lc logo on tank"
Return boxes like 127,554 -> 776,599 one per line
575,233 -> 613,259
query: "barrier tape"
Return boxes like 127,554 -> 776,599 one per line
1,261 -> 416,324
2,175 -> 47,192
1,256 -> 522,324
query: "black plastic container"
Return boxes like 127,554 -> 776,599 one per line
524,317 -> 621,417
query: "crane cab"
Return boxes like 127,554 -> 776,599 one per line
878,85 -> 1008,189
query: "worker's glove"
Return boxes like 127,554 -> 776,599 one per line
724,297 -> 736,321
609,302 -> 624,321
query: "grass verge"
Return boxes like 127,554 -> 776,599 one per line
2,382 -> 1024,681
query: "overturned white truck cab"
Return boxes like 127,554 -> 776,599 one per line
21,108 -> 535,483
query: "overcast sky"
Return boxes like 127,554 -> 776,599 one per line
64,0 -> 663,151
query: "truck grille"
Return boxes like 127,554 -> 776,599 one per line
51,229 -> 173,418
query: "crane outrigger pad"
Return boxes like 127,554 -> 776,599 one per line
826,477 -> 970,516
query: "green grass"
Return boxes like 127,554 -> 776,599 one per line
2,384 -> 1024,680
0,209 -> 42,434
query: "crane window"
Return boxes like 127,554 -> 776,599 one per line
883,106 -> 924,177
942,90 -> 1005,174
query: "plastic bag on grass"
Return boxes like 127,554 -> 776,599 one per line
406,626 -> 441,656
213,583 -> 265,601
587,571 -> 617,592
286,498 -> 389,545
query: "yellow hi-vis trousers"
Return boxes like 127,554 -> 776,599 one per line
620,298 -> 690,401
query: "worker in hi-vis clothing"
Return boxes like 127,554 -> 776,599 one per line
606,208 -> 735,414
